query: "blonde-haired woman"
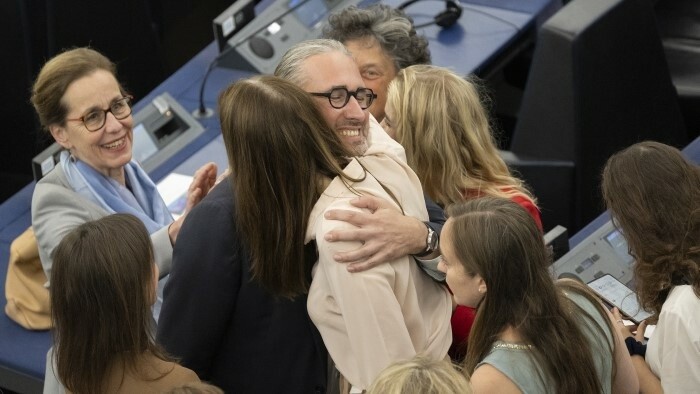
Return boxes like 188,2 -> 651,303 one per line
382,64 -> 541,358
366,356 -> 471,394
382,64 -> 541,229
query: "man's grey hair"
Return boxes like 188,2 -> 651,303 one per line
274,39 -> 351,87
323,4 -> 431,71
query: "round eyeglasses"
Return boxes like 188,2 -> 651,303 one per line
65,96 -> 134,132
309,87 -> 377,110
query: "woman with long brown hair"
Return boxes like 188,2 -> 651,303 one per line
438,197 -> 637,393
47,214 -> 199,393
602,141 -> 700,392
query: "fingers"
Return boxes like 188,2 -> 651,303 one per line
184,187 -> 203,214
612,307 -> 623,321
346,259 -> 384,273
324,209 -> 370,227
216,168 -> 231,185
611,307 -> 641,339
348,196 -> 381,212
168,216 -> 184,244
200,162 -> 218,191
611,307 -> 632,337
187,163 -> 217,202
635,321 -> 647,341
349,195 -> 397,213
332,241 -> 380,264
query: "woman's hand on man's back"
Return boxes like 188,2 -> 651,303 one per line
167,162 -> 218,244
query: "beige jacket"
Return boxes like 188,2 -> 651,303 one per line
306,119 -> 452,390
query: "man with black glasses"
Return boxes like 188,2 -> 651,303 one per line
275,39 -> 444,276
275,39 -> 451,392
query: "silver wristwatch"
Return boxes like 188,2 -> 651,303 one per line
414,222 -> 439,258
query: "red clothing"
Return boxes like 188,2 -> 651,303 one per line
461,189 -> 543,231
510,194 -> 543,231
448,190 -> 543,360
449,305 -> 476,360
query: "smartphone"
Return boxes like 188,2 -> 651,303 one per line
587,274 -> 653,324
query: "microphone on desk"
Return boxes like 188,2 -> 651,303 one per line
193,0 -> 259,119
193,60 -> 218,119
192,0 -> 315,119
192,37 -> 254,119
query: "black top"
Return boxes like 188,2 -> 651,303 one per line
425,194 -> 446,236
157,178 -> 327,393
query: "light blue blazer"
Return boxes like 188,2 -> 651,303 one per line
31,165 -> 173,286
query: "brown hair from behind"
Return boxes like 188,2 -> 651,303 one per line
218,75 -> 355,298
50,213 -> 169,394
602,141 -> 700,319
366,356 -> 471,394
31,47 -> 119,133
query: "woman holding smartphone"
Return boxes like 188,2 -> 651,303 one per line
602,141 -> 700,393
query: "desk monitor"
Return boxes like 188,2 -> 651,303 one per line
31,93 -> 204,181
216,0 -> 378,74
551,219 -> 635,288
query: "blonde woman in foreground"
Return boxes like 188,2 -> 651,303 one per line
366,356 -> 471,394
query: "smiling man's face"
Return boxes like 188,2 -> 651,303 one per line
300,51 -> 370,155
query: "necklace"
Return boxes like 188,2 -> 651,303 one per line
493,341 -> 533,351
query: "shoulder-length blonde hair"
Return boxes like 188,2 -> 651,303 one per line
602,141 -> 700,318
386,65 -> 535,207
366,356 -> 470,394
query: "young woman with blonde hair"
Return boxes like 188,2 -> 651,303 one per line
382,64 -> 541,229
366,356 -> 471,394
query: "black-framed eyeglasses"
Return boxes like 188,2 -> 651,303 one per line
309,87 -> 377,110
65,95 -> 134,132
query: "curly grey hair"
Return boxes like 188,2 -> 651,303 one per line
323,4 -> 431,71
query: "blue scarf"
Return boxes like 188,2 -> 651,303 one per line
60,151 -> 173,234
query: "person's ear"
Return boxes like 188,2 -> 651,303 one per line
49,124 -> 72,150
477,277 -> 487,294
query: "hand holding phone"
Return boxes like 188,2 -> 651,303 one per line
587,274 -> 653,324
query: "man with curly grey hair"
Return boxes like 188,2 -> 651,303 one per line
324,4 -> 430,122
